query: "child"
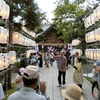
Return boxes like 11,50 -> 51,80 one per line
91,63 -> 99,96
15,68 -> 25,90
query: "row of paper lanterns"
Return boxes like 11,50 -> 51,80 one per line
0,51 -> 16,71
26,50 -> 36,58
85,49 -> 100,60
0,0 -> 10,20
72,39 -> 80,46
12,32 -> 36,46
22,27 -> 36,38
72,49 -> 82,56
84,3 -> 100,28
72,48 -> 100,60
85,28 -> 100,43
0,26 -> 9,44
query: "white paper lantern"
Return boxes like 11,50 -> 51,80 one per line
8,51 -> 16,64
0,0 -> 6,18
89,31 -> 95,43
26,50 -> 32,58
96,49 -> 100,60
24,37 -> 27,46
18,34 -> 23,45
0,26 -> 4,43
27,38 -> 29,46
2,29 -> 9,43
2,4 -> 10,20
90,13 -> 95,26
87,16 -> 91,28
85,49 -> 90,58
72,39 -> 80,46
84,17 -> 88,28
93,49 -> 97,60
0,53 -> 4,71
93,8 -> 99,23
96,5 -> 100,21
95,28 -> 100,41
88,49 -> 94,60
3,53 -> 9,69
32,41 -> 36,46
12,32 -> 19,44
85,33 -> 88,43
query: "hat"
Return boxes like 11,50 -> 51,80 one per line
31,58 -> 38,64
96,60 -> 100,68
23,65 -> 39,79
62,84 -> 84,100
19,68 -> 25,75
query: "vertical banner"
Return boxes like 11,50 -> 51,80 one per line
35,44 -> 39,52
68,44 -> 72,56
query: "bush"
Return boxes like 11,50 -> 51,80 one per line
14,62 -> 20,67
14,58 -> 29,68
20,58 -> 28,67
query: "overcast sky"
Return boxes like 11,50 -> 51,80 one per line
35,0 -> 85,23
36,0 -> 98,23
36,0 -> 57,23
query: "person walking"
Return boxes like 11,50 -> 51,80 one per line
65,49 -> 71,68
91,63 -> 99,96
95,60 -> 100,100
49,51 -> 55,66
44,51 -> 50,67
7,65 -> 49,100
38,51 -> 43,68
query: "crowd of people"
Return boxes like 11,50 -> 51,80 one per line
6,45 -> 100,100
7,45 -> 85,100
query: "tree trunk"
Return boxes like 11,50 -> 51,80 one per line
3,17 -> 12,90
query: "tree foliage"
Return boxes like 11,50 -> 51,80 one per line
5,0 -> 46,32
52,0 -> 93,54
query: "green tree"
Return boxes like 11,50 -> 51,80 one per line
52,0 -> 92,55
5,0 -> 46,31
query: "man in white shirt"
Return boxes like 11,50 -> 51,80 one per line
7,65 -> 47,100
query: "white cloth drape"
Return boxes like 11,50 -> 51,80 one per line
0,83 -> 5,100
